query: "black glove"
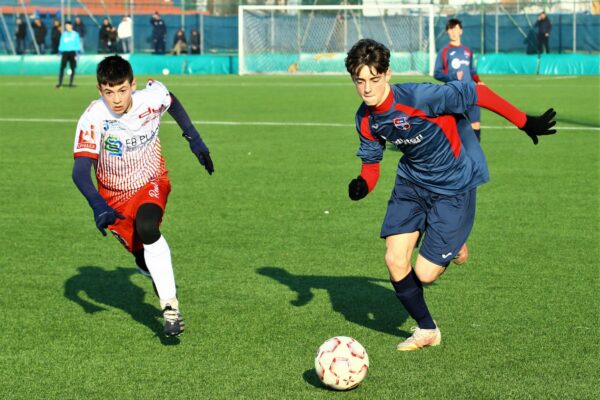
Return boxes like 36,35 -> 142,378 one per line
348,176 -> 369,201
183,132 -> 214,175
92,203 -> 125,236
520,108 -> 557,145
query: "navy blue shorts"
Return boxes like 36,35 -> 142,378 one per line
466,105 -> 480,123
380,176 -> 477,266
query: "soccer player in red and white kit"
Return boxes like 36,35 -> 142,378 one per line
72,55 -> 214,336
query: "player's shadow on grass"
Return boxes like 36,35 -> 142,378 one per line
257,267 -> 409,338
64,266 -> 179,345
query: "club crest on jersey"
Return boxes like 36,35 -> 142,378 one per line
103,119 -> 126,132
104,136 -> 123,156
393,117 -> 411,130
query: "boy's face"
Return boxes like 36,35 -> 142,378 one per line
97,79 -> 137,115
352,65 -> 391,107
447,24 -> 463,43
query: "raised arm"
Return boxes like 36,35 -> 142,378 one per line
475,84 -> 556,144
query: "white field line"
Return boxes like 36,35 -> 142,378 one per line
532,76 -> 580,81
0,117 -> 598,131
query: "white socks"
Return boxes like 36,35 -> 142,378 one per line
143,235 -> 177,308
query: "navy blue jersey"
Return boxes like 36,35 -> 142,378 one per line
354,81 -> 489,195
434,44 -> 479,84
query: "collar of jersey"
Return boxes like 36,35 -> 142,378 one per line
370,86 -> 394,114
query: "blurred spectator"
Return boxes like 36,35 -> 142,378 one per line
32,18 -> 47,54
99,18 -> 112,53
535,11 -> 552,54
171,29 -> 187,55
108,26 -> 118,53
51,19 -> 62,54
189,28 -> 200,54
73,16 -> 86,52
15,17 -> 27,55
151,12 -> 166,54
56,21 -> 81,88
118,15 -> 133,53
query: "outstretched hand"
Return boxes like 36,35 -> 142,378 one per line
520,108 -> 557,145
93,204 -> 125,236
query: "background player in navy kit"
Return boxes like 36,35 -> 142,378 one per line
434,19 -> 483,141
345,39 -> 556,351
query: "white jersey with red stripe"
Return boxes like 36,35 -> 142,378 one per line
73,79 -> 172,205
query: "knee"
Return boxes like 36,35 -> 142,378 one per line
135,218 -> 161,244
415,269 -> 442,285
385,251 -> 411,281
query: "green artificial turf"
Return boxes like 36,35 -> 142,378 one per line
0,73 -> 598,399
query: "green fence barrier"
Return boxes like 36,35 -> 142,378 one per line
477,53 -> 600,75
538,54 -> 600,75
0,53 -> 598,75
241,52 -> 430,74
0,54 -> 235,75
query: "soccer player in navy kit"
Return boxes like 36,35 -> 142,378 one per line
434,19 -> 483,141
345,39 -> 556,351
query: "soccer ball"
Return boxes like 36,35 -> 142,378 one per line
314,336 -> 369,391
162,68 -> 170,76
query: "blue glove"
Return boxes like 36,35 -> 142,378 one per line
92,202 -> 125,236
183,131 -> 214,175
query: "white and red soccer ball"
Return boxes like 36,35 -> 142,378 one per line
314,336 -> 369,390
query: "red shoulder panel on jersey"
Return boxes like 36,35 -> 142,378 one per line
74,152 -> 99,160
395,103 -> 461,159
359,109 -> 378,142
441,46 -> 449,75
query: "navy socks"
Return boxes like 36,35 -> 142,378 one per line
391,269 -> 436,330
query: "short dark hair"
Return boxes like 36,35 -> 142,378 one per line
446,18 -> 462,31
345,39 -> 390,77
96,55 -> 134,86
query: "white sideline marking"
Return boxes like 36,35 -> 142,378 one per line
0,117 -> 598,131
533,76 -> 580,81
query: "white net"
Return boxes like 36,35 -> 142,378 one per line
239,5 -> 435,75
